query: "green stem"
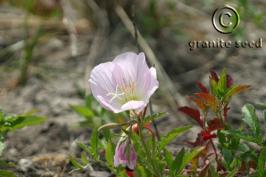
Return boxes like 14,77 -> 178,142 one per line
149,101 -> 160,141
137,116 -> 162,177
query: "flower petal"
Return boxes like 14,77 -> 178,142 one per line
121,101 -> 145,111
89,62 -> 121,112
113,52 -> 139,82
150,67 -> 157,79
114,141 -> 137,170
133,54 -> 159,106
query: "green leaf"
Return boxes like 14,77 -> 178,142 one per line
130,133 -> 149,169
171,148 -> 185,174
210,79 -> 218,96
69,157 -> 84,170
143,112 -> 167,124
263,110 -> 266,128
89,129 -> 99,160
78,143 -> 91,154
105,142 -> 114,167
97,122 -> 131,132
176,147 -> 204,174
224,85 -> 250,101
71,105 -> 94,119
209,165 -> 219,177
221,148 -> 233,165
0,141 -> 5,156
182,147 -> 204,167
222,130 -> 258,144
159,125 -> 192,150
85,96 -> 93,108
11,115 -> 46,130
0,160 -> 10,168
241,104 -> 260,138
164,149 -> 174,167
135,165 -> 149,177
257,147 -> 266,177
225,167 -> 239,177
0,170 -> 16,177
80,151 -> 89,164
217,69 -> 227,95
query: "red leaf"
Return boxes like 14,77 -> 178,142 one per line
226,85 -> 251,98
196,81 -> 208,93
210,70 -> 219,82
226,74 -> 233,88
190,96 -> 206,110
187,131 -> 216,147
126,168 -> 134,177
194,93 -> 217,111
201,130 -> 217,141
207,118 -> 224,132
223,105 -> 230,120
186,132 -> 205,147
179,106 -> 204,128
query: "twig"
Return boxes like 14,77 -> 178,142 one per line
60,0 -> 78,56
115,5 -> 187,111
84,0 -> 109,95
130,2 -> 160,140
0,40 -> 24,63
0,16 -> 90,33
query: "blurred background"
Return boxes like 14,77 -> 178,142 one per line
0,0 -> 265,176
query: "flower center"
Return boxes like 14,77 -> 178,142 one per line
106,81 -> 138,104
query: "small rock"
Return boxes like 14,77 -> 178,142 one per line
19,158 -> 32,172
90,171 -> 111,177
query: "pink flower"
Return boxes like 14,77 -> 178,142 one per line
89,52 -> 159,113
114,140 -> 137,170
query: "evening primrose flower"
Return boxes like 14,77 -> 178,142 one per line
114,140 -> 137,170
89,52 -> 159,113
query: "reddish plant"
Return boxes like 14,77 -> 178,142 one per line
178,70 -> 250,169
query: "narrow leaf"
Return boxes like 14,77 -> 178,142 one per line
164,149 -> 174,167
226,74 -> 233,88
209,165 -> 219,177
177,147 -> 204,174
97,123 -> 124,132
225,85 -> 250,100
0,141 -> 5,156
194,93 -> 217,112
11,115 -> 46,130
71,105 -> 94,118
90,129 -> 99,160
159,125 -> 192,150
178,107 -> 203,127
241,104 -> 260,137
263,110 -> 266,123
190,97 -> 206,110
0,170 -> 16,177
210,70 -> 219,82
78,143 -> 91,154
144,112 -> 167,124
225,167 -> 239,177
207,118 -> 224,132
105,142 -> 114,167
195,81 -> 208,93
69,157 -> 84,170
223,104 -> 230,120
217,69 -> 227,92
257,147 -> 266,177
171,148 -> 185,173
